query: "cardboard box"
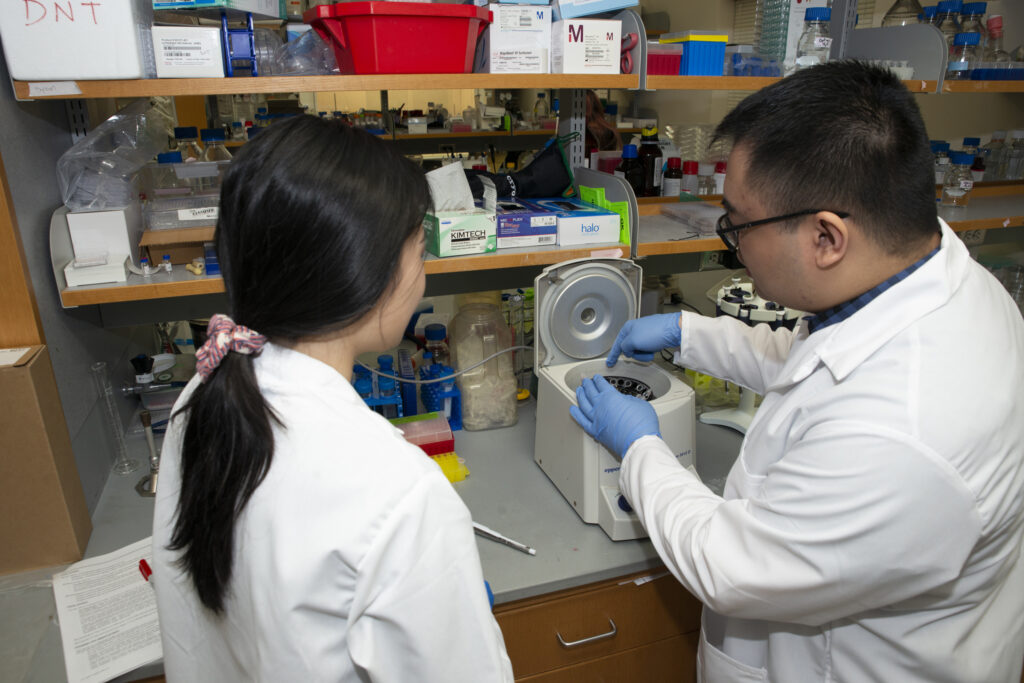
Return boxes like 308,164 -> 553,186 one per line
494,199 -> 557,248
140,226 -> 215,265
551,19 -> 621,74
552,0 -> 637,20
152,26 -> 225,78
424,209 -> 497,257
0,346 -> 92,575
522,197 -> 621,246
0,0 -> 152,80
475,4 -> 551,74
66,203 -> 144,268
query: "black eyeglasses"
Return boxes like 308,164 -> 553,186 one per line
715,209 -> 851,254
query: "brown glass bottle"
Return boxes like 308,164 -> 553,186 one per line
614,144 -> 644,197
638,126 -> 663,197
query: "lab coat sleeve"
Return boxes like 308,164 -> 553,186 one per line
346,470 -> 513,683
675,311 -> 796,395
620,425 -> 983,627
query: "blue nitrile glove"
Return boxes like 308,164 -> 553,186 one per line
570,375 -> 661,460
606,312 -> 682,366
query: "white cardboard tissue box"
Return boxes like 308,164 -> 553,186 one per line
551,19 -> 621,74
424,209 -> 497,257
475,4 -> 552,74
152,26 -> 225,78
66,203 -> 144,267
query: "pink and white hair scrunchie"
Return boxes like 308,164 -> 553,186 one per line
195,314 -> 268,381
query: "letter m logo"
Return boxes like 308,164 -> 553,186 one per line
569,24 -> 583,42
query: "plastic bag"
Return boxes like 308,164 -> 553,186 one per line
57,98 -> 174,211
273,30 -> 340,76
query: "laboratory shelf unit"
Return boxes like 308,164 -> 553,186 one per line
53,189 -> 1024,307
941,81 -> 1024,94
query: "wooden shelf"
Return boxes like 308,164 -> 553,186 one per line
645,76 -> 780,91
13,73 -> 640,100
645,76 -> 937,93
941,80 -> 1024,93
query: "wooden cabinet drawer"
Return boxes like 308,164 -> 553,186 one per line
518,632 -> 699,683
494,570 -> 701,679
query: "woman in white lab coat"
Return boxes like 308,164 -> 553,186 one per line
151,115 -> 513,682
573,62 -> 1024,682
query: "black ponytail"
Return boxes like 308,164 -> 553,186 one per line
168,115 -> 431,614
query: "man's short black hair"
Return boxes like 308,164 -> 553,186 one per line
714,60 -> 938,255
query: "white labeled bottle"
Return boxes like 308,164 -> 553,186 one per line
795,7 -> 832,71
941,151 -> 974,208
533,92 -> 549,123
662,158 -> 682,198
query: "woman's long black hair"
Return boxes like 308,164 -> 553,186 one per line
168,115 -> 431,614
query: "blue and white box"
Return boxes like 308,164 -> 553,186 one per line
522,198 -> 621,246
494,199 -> 558,248
552,0 -> 637,20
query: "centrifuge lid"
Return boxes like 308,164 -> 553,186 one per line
534,258 -> 642,368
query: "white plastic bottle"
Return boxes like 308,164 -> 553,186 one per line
795,7 -> 833,71
713,161 -> 727,195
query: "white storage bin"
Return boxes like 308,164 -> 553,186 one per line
0,0 -> 153,80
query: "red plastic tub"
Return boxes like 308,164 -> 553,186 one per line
304,2 -> 490,75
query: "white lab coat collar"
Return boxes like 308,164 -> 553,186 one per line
768,219 -> 966,389
255,342 -> 364,407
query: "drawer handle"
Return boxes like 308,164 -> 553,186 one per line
556,619 -> 618,649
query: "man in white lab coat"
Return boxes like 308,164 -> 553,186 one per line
572,61 -> 1024,682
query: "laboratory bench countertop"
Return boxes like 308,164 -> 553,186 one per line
1,397 -> 743,683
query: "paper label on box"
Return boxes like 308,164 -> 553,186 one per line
493,49 -> 545,72
499,7 -> 547,31
157,37 -> 216,67
177,207 -> 219,221
0,348 -> 31,368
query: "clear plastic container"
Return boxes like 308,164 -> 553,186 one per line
449,303 -> 517,431
145,194 -> 221,230
795,7 -> 832,71
882,0 -> 924,27
140,152 -> 191,199
941,151 -> 975,207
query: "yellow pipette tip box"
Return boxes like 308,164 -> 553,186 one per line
431,452 -> 469,483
